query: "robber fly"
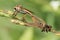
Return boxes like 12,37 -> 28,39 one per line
12,4 -> 52,32
12,5 -> 33,19
28,15 -> 52,32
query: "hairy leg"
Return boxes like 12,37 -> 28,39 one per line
12,11 -> 18,19
21,14 -> 27,23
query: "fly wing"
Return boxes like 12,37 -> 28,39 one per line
23,8 -> 33,13
31,15 -> 46,28
23,8 -> 46,28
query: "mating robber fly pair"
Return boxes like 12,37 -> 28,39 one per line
12,5 -> 52,32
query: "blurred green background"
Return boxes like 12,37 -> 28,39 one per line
0,0 -> 60,40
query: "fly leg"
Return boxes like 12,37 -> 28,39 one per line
12,11 -> 20,20
21,14 -> 27,23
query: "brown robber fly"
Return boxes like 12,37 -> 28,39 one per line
12,4 -> 52,32
12,5 -> 33,18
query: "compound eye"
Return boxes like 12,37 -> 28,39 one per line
14,8 -> 16,10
